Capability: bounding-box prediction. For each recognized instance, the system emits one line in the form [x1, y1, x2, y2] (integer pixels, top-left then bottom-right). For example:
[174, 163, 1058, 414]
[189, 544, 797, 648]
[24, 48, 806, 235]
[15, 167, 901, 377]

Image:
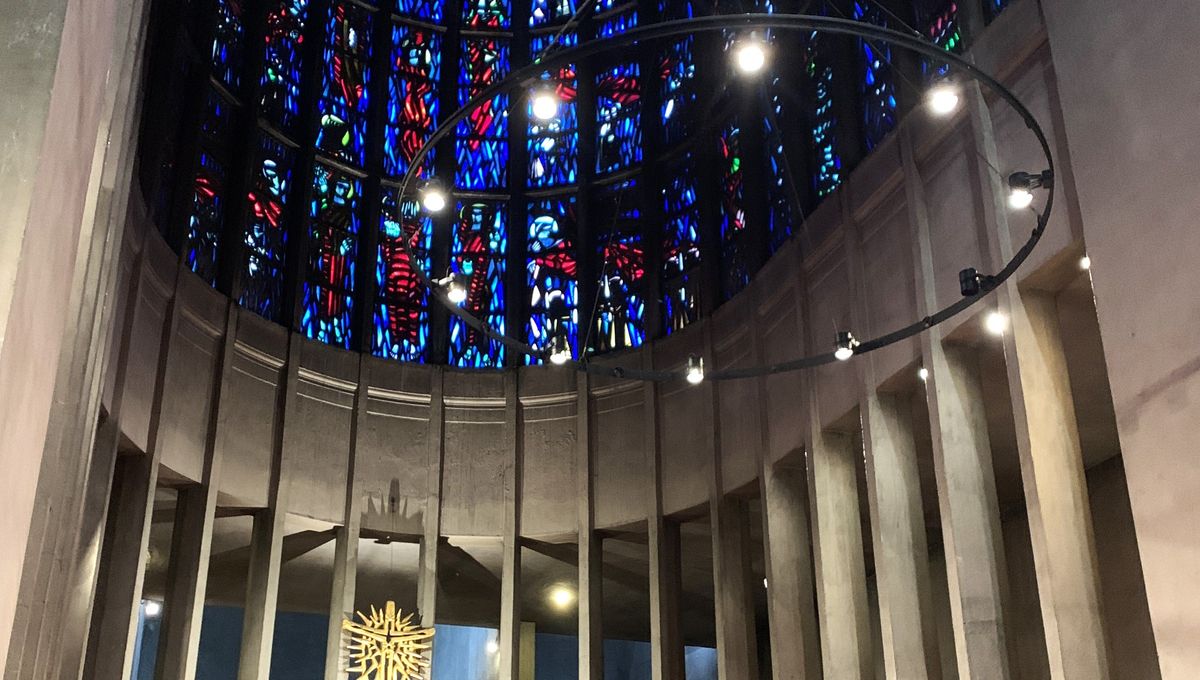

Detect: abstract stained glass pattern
[317, 0, 373, 167]
[528, 33, 578, 187]
[594, 180, 645, 352]
[764, 107, 794, 254]
[463, 0, 512, 27]
[386, 24, 440, 178]
[919, 0, 962, 79]
[806, 30, 843, 198]
[531, 0, 576, 26]
[596, 63, 642, 175]
[185, 88, 234, 285]
[449, 201, 507, 367]
[854, 1, 898, 151]
[719, 123, 749, 300]
[240, 134, 296, 320]
[658, 36, 695, 147]
[596, 6, 638, 38]
[526, 199, 579, 364]
[662, 155, 701, 333]
[397, 0, 444, 22]
[211, 0, 246, 89]
[301, 162, 362, 348]
[259, 0, 309, 130]
[456, 35, 511, 189]
[374, 188, 432, 362]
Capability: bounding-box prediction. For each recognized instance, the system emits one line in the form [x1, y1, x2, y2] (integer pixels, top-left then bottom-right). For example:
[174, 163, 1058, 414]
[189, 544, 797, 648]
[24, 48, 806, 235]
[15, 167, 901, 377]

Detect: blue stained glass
[449, 202, 507, 367]
[595, 63, 642, 174]
[657, 0, 694, 20]
[317, 1, 372, 167]
[530, 0, 575, 26]
[526, 199, 579, 364]
[302, 162, 362, 348]
[597, 8, 638, 37]
[528, 33, 578, 187]
[763, 111, 794, 253]
[240, 134, 295, 320]
[854, 1, 898, 150]
[662, 155, 701, 333]
[986, 0, 1010, 22]
[186, 152, 225, 286]
[594, 180, 645, 352]
[456, 36, 510, 189]
[719, 123, 749, 299]
[385, 24, 440, 177]
[807, 30, 843, 198]
[658, 37, 695, 146]
[395, 0, 444, 22]
[211, 0, 245, 89]
[463, 0, 511, 28]
[259, 0, 309, 130]
[374, 187, 432, 362]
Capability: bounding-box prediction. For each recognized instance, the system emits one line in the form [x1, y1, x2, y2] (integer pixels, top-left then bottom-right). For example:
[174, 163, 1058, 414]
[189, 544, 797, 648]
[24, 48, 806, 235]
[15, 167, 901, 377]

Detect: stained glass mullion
[507, 0, 533, 367]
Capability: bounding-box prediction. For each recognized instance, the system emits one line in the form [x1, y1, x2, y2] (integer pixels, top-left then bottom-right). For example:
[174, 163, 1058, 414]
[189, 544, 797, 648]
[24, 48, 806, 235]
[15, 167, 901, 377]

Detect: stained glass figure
[662, 155, 701, 333]
[449, 201, 507, 367]
[240, 134, 296, 320]
[526, 198, 579, 364]
[301, 162, 362, 348]
[719, 123, 749, 299]
[259, 0, 309, 130]
[854, 1, 898, 151]
[211, 0, 246, 89]
[374, 187, 432, 362]
[317, 0, 373, 167]
[528, 33, 578, 187]
[456, 35, 510, 189]
[595, 63, 641, 175]
[593, 180, 645, 352]
[386, 24, 440, 177]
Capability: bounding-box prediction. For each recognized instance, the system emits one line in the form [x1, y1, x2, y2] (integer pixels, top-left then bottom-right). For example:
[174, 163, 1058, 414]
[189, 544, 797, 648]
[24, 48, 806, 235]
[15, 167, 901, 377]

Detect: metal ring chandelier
[397, 13, 1056, 383]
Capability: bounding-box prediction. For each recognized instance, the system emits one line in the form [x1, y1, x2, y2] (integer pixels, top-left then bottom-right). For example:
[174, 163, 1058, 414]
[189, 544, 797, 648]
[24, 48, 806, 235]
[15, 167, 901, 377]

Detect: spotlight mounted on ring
[927, 80, 960, 116]
[959, 267, 998, 298]
[436, 270, 468, 304]
[530, 87, 560, 121]
[548, 329, 572, 365]
[686, 355, 705, 384]
[1007, 170, 1053, 210]
[733, 34, 768, 74]
[834, 331, 859, 361]
[419, 180, 448, 213]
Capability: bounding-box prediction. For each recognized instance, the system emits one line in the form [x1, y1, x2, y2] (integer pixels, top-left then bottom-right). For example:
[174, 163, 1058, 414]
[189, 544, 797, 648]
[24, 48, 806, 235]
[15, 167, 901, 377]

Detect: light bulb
[550, 586, 575, 609]
[440, 274, 467, 304]
[834, 346, 854, 361]
[985, 310, 1008, 336]
[531, 90, 559, 121]
[927, 84, 960, 116]
[1008, 187, 1034, 210]
[834, 330, 858, 361]
[1079, 255, 1091, 270]
[143, 600, 162, 617]
[549, 333, 571, 365]
[734, 41, 767, 74]
[917, 366, 930, 382]
[421, 184, 448, 213]
[686, 355, 704, 385]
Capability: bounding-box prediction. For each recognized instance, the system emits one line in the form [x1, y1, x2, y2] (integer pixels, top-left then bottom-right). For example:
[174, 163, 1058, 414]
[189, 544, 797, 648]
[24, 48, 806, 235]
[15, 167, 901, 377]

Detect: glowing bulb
[421, 184, 447, 213]
[1008, 187, 1034, 210]
[834, 346, 854, 361]
[985, 310, 1008, 336]
[550, 586, 575, 609]
[927, 84, 960, 116]
[1079, 255, 1091, 270]
[734, 41, 767, 74]
[486, 639, 500, 655]
[686, 355, 704, 385]
[917, 367, 930, 382]
[763, 578, 769, 589]
[439, 274, 467, 304]
[531, 90, 559, 121]
[834, 331, 858, 361]
[549, 332, 571, 365]
[143, 600, 162, 617]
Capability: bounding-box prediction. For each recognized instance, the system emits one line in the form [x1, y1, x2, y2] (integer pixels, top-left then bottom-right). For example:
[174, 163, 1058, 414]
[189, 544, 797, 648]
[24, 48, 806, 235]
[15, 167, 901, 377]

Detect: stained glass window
[211, 0, 246, 89]
[456, 35, 510, 189]
[397, 0, 445, 22]
[594, 180, 645, 352]
[526, 198, 579, 364]
[463, 0, 512, 28]
[449, 201, 507, 367]
[596, 8, 638, 38]
[260, 0, 309, 130]
[658, 36, 696, 146]
[530, 0, 576, 26]
[528, 33, 578, 187]
[374, 187, 432, 361]
[764, 107, 794, 254]
[595, 63, 642, 175]
[240, 134, 296, 320]
[185, 88, 234, 286]
[719, 123, 749, 299]
[317, 1, 373, 167]
[662, 154, 701, 333]
[806, 30, 843, 198]
[854, 1, 898, 151]
[919, 0, 962, 79]
[301, 162, 362, 348]
[386, 24, 441, 177]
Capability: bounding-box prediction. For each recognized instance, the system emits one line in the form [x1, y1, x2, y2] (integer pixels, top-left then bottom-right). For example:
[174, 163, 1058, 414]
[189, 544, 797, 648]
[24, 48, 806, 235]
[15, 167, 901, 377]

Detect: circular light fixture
[486, 639, 500, 655]
[549, 331, 571, 365]
[437, 272, 467, 304]
[834, 331, 859, 361]
[420, 182, 448, 213]
[1079, 254, 1091, 271]
[927, 83, 960, 116]
[1006, 170, 1052, 211]
[985, 310, 1009, 336]
[917, 366, 930, 382]
[549, 586, 575, 610]
[734, 38, 767, 74]
[531, 89, 560, 121]
[143, 600, 162, 618]
[686, 355, 705, 384]
[1008, 187, 1034, 210]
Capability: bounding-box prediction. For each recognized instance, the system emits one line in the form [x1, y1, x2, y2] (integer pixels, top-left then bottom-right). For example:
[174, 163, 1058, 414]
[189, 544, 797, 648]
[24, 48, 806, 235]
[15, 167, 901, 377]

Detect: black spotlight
[959, 268, 997, 297]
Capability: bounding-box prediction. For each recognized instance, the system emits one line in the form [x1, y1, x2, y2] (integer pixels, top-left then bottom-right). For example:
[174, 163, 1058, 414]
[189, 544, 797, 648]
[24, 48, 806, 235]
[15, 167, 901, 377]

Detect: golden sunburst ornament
[343, 601, 435, 680]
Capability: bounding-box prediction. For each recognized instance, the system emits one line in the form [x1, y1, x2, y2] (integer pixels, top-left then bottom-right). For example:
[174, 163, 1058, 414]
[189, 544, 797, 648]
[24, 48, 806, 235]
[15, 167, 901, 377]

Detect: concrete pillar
[418, 367, 446, 630]
[761, 462, 822, 680]
[644, 350, 685, 680]
[519, 621, 537, 680]
[499, 372, 523, 680]
[805, 423, 872, 680]
[861, 392, 942, 680]
[577, 373, 602, 680]
[237, 335, 302, 680]
[964, 82, 1110, 680]
[324, 356, 369, 680]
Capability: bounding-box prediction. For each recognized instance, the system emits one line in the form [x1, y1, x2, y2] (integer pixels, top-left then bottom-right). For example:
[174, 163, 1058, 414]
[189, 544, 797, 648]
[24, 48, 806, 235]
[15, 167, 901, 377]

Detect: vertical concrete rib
[644, 349, 684, 680]
[499, 371, 523, 680]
